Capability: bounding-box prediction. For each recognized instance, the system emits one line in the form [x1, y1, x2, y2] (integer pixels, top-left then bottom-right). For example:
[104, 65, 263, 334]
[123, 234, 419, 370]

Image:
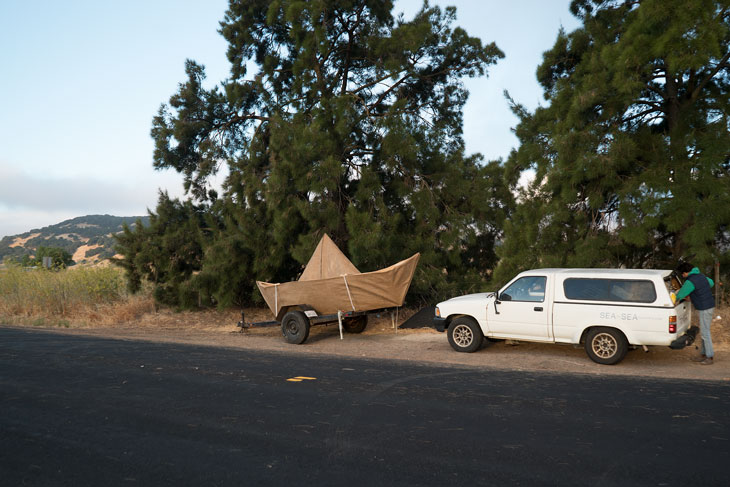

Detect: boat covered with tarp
[257, 234, 420, 320]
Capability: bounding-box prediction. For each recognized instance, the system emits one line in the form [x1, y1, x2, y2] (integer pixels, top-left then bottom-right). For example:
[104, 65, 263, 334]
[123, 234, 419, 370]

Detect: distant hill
[0, 215, 149, 265]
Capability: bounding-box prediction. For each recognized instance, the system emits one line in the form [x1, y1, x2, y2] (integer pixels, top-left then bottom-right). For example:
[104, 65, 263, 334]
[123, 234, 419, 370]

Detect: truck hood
[437, 292, 494, 307]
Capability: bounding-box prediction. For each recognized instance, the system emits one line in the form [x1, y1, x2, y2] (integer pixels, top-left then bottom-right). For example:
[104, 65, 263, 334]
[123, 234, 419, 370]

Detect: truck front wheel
[281, 310, 311, 344]
[447, 317, 484, 353]
[585, 327, 628, 365]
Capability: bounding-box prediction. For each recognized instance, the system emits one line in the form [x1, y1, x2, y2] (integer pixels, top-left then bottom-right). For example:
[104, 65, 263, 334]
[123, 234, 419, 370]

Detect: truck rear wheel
[585, 327, 628, 365]
[281, 310, 310, 344]
[342, 315, 368, 333]
[447, 317, 483, 353]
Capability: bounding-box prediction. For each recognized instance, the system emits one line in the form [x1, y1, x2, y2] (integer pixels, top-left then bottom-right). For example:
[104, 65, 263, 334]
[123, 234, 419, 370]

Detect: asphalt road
[1, 327, 729, 486]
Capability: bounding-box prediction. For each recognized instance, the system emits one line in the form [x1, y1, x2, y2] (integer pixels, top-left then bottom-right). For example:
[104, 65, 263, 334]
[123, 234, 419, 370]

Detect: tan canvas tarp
[257, 234, 420, 319]
[298, 234, 360, 281]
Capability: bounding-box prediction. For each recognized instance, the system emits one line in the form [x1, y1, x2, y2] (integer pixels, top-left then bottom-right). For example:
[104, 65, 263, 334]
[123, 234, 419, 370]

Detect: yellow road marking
[286, 376, 317, 382]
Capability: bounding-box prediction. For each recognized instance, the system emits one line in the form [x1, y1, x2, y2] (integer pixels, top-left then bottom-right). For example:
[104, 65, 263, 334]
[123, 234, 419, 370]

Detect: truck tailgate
[675, 301, 691, 334]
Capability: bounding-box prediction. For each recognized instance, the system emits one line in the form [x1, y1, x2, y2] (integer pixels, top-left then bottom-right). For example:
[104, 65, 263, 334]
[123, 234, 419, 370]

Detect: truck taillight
[435, 307, 441, 318]
[669, 316, 677, 333]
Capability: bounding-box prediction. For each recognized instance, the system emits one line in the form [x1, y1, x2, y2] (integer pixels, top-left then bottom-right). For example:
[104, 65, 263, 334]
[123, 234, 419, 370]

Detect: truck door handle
[534, 307, 543, 312]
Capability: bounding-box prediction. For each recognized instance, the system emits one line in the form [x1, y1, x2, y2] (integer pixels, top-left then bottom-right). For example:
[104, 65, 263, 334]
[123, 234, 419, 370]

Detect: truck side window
[563, 278, 656, 303]
[501, 276, 546, 302]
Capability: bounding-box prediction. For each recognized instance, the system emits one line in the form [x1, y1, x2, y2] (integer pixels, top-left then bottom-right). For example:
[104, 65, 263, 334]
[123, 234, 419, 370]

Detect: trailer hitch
[236, 311, 281, 332]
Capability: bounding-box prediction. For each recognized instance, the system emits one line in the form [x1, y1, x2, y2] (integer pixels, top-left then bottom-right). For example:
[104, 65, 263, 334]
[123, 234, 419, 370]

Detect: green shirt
[676, 267, 714, 301]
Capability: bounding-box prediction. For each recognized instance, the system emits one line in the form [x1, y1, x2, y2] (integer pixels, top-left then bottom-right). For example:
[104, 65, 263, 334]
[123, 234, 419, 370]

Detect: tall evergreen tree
[497, 0, 730, 282]
[114, 192, 208, 307]
[149, 0, 509, 304]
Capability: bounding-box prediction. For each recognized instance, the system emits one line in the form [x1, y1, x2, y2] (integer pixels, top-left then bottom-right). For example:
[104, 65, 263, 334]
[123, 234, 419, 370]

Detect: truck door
[487, 275, 551, 341]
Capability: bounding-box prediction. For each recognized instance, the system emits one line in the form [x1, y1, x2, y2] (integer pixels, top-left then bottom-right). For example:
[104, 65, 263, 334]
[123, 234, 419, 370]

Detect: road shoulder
[4, 323, 729, 382]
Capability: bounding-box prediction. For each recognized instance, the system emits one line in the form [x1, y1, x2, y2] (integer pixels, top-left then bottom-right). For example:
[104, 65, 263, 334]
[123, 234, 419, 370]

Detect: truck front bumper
[433, 316, 447, 332]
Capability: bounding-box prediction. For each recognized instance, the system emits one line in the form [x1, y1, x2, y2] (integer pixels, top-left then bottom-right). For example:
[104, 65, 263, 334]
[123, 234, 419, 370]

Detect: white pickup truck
[433, 268, 694, 365]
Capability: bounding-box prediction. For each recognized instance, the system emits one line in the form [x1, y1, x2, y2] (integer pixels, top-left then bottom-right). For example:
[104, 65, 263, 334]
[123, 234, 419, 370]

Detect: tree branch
[351, 68, 410, 95]
[621, 107, 661, 125]
[223, 113, 271, 132]
[367, 74, 412, 110]
[690, 50, 730, 102]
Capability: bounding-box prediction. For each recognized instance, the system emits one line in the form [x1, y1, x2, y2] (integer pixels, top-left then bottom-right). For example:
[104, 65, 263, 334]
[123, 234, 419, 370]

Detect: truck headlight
[435, 307, 441, 318]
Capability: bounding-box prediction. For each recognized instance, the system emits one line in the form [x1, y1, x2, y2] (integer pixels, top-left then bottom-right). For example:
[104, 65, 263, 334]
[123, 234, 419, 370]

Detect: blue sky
[0, 1, 579, 239]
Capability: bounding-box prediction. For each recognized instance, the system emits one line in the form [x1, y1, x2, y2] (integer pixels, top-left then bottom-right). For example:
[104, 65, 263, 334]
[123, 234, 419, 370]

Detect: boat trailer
[237, 306, 401, 345]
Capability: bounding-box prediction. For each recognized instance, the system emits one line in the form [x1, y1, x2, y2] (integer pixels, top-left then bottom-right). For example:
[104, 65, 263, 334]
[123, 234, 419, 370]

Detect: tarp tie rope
[337, 310, 344, 340]
[342, 275, 356, 311]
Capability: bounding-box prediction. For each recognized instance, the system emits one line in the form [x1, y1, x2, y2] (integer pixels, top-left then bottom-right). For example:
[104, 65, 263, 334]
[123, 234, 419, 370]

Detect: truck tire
[585, 327, 628, 365]
[342, 315, 368, 333]
[447, 316, 483, 353]
[281, 310, 310, 344]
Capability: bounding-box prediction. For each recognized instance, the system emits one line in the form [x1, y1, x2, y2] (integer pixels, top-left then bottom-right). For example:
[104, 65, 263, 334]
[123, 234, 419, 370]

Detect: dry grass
[113, 306, 427, 336]
[8, 233, 40, 248]
[710, 307, 730, 350]
[0, 265, 149, 328]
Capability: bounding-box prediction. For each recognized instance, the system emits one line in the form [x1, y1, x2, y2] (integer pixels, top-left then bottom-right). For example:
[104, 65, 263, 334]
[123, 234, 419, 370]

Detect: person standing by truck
[675, 263, 715, 365]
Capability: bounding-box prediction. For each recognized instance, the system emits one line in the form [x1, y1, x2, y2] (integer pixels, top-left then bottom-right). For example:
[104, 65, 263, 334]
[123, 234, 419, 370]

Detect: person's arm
[708, 276, 714, 288]
[676, 280, 695, 300]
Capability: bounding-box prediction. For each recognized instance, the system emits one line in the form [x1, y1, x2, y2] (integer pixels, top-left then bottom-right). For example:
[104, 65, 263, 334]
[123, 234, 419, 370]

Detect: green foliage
[113, 192, 208, 308]
[132, 0, 510, 306]
[14, 246, 75, 269]
[498, 0, 730, 279]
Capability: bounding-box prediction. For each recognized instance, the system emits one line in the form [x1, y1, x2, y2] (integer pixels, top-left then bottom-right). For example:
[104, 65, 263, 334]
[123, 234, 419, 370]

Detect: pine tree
[149, 0, 509, 303]
[497, 0, 730, 280]
[114, 192, 208, 307]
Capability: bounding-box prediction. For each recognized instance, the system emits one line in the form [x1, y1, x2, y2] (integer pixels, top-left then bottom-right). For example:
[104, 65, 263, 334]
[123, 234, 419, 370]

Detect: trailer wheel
[585, 327, 628, 365]
[281, 310, 310, 344]
[342, 315, 368, 333]
[447, 316, 483, 353]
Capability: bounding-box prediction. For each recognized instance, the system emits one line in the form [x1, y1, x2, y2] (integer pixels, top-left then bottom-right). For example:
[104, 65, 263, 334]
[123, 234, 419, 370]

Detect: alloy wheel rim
[592, 333, 617, 358]
[453, 324, 473, 347]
